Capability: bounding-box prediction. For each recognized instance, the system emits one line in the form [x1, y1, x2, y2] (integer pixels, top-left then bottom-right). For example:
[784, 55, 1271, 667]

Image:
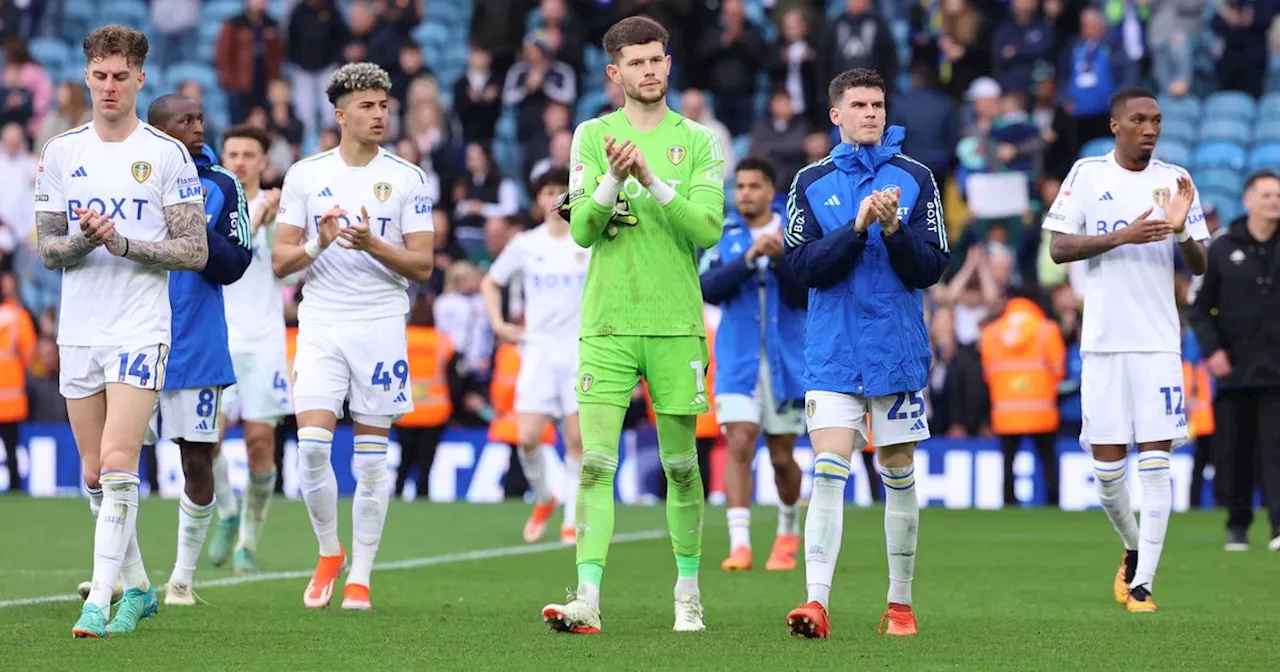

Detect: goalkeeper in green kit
[540, 16, 725, 635]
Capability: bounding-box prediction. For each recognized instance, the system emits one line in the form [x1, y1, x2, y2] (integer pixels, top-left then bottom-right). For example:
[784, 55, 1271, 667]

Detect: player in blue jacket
[698, 157, 807, 573]
[144, 94, 252, 613]
[780, 69, 949, 640]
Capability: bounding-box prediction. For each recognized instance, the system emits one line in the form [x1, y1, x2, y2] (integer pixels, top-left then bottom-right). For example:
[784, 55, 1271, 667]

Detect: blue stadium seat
[1201, 191, 1242, 223]
[575, 90, 605, 124]
[1194, 167, 1243, 196]
[59, 63, 85, 84]
[1157, 95, 1200, 122]
[61, 0, 96, 41]
[1203, 91, 1257, 122]
[203, 0, 243, 23]
[1253, 119, 1280, 145]
[1194, 141, 1247, 171]
[1079, 137, 1115, 158]
[1160, 118, 1197, 145]
[99, 1, 150, 30]
[28, 38, 72, 71]
[1259, 92, 1280, 119]
[165, 62, 218, 93]
[1246, 143, 1280, 172]
[412, 21, 449, 52]
[1199, 118, 1252, 145]
[1155, 140, 1192, 167]
[733, 135, 751, 163]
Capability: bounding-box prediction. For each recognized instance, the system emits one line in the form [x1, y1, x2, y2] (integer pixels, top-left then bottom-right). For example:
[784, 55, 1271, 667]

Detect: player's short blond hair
[326, 62, 392, 106]
[83, 25, 148, 69]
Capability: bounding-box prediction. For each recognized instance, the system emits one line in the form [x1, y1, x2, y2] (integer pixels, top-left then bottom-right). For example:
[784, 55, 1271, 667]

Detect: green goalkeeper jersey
[567, 108, 726, 338]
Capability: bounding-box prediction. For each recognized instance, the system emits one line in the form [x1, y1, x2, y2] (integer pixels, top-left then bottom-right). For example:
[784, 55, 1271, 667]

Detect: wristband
[593, 173, 623, 208]
[1174, 228, 1191, 243]
[646, 178, 677, 206]
[304, 238, 324, 259]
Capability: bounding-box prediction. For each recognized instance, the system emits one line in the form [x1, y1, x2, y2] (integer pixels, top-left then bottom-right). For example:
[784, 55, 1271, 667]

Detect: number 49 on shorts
[371, 360, 409, 390]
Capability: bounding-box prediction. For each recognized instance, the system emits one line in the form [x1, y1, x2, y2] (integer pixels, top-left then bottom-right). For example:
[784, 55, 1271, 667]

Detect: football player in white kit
[34, 26, 209, 638]
[480, 168, 588, 545]
[271, 63, 435, 611]
[207, 124, 295, 575]
[1044, 87, 1209, 613]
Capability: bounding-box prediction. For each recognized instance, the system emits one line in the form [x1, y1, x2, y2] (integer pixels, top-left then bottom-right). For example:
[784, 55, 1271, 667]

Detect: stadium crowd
[1, 0, 1279, 523]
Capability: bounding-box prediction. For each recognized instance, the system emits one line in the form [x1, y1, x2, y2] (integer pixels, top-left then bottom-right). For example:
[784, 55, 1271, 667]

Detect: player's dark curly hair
[326, 62, 392, 106]
[83, 25, 148, 69]
[827, 68, 885, 108]
[602, 16, 669, 63]
[1109, 87, 1158, 118]
[736, 157, 777, 186]
[534, 165, 569, 195]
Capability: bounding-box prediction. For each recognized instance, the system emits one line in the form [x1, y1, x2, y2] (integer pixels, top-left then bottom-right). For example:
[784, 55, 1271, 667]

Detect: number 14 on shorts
[371, 360, 409, 391]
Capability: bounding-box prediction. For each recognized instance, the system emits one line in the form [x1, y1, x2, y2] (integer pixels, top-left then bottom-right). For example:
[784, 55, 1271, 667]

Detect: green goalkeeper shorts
[576, 335, 710, 416]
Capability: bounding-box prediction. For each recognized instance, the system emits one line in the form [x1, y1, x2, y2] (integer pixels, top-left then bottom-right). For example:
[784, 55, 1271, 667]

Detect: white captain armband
[1174, 228, 1191, 243]
[593, 173, 622, 208]
[304, 238, 324, 259]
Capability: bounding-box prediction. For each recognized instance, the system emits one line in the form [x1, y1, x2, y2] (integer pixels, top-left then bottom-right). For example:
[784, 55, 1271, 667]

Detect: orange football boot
[303, 545, 346, 609]
[1114, 549, 1137, 604]
[878, 603, 918, 636]
[765, 534, 800, 571]
[524, 498, 557, 543]
[786, 601, 830, 639]
[1126, 585, 1157, 613]
[342, 583, 372, 611]
[720, 545, 753, 571]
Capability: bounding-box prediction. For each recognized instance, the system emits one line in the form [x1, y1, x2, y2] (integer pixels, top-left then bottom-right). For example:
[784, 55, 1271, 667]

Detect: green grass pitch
[0, 498, 1276, 670]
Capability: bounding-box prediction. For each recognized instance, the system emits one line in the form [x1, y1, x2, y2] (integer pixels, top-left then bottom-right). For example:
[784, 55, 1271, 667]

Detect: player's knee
[876, 443, 915, 470]
[769, 449, 798, 473]
[297, 432, 332, 470]
[579, 449, 618, 489]
[82, 466, 101, 491]
[245, 434, 275, 469]
[98, 446, 138, 474]
[180, 445, 215, 504]
[352, 451, 388, 484]
[661, 451, 700, 487]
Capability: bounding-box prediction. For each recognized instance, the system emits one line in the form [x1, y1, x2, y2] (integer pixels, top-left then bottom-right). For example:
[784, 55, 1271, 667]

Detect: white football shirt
[223, 190, 286, 353]
[1042, 151, 1209, 354]
[486, 224, 590, 345]
[34, 121, 203, 347]
[276, 148, 434, 323]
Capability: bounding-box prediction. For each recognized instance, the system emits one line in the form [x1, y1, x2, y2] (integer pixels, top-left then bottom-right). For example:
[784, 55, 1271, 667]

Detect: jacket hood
[194, 143, 218, 168]
[832, 125, 905, 175]
[993, 297, 1048, 353]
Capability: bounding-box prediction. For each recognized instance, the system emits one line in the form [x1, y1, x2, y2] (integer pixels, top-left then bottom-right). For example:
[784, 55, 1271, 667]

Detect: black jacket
[1189, 218, 1280, 391]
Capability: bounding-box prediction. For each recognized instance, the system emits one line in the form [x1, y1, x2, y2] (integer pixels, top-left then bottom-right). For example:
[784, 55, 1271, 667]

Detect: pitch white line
[0, 529, 666, 609]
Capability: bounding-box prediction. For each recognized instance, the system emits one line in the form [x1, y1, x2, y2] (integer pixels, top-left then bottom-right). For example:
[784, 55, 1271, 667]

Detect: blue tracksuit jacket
[782, 125, 950, 397]
[163, 144, 253, 390]
[698, 211, 807, 408]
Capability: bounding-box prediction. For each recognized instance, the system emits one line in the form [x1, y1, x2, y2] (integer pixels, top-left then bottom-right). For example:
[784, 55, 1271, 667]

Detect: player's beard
[624, 78, 667, 106]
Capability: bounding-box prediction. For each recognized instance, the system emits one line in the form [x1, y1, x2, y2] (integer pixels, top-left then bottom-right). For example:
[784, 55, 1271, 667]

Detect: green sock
[656, 414, 704, 567]
[573, 403, 626, 589]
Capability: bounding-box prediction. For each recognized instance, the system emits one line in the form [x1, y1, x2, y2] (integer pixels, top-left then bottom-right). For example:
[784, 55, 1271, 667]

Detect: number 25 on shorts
[371, 360, 409, 390]
[887, 391, 925, 420]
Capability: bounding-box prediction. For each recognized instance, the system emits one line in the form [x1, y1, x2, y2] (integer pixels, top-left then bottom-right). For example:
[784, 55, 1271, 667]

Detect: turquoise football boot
[105, 586, 159, 634]
[72, 602, 108, 639]
[207, 514, 239, 567]
[233, 547, 258, 575]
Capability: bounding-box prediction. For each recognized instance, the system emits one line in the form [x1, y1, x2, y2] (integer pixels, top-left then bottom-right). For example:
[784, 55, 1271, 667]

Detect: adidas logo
[393, 392, 407, 403]
[824, 194, 841, 206]
[319, 187, 333, 197]
[691, 393, 706, 407]
[1176, 416, 1186, 428]
[1099, 192, 1114, 201]
[909, 418, 926, 432]
[71, 166, 88, 178]
[196, 419, 209, 431]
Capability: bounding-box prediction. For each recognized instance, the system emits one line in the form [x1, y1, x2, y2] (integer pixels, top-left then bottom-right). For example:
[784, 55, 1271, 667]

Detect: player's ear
[664, 54, 672, 74]
[828, 106, 840, 129]
[1108, 117, 1119, 135]
[605, 63, 620, 84]
[136, 70, 146, 92]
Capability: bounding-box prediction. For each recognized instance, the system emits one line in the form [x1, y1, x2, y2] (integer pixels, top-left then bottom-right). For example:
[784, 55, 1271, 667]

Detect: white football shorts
[146, 387, 224, 444]
[59, 344, 169, 399]
[716, 358, 804, 435]
[291, 315, 414, 422]
[222, 349, 293, 426]
[1080, 351, 1189, 448]
[804, 388, 931, 447]
[514, 342, 578, 418]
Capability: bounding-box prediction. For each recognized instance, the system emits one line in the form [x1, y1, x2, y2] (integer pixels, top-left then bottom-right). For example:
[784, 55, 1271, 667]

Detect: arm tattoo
[1178, 238, 1208, 275]
[36, 211, 97, 269]
[1048, 231, 1122, 264]
[120, 202, 210, 271]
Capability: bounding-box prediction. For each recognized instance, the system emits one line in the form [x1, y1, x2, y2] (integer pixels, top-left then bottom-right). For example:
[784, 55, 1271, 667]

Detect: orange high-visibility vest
[644, 326, 720, 439]
[980, 298, 1066, 435]
[285, 326, 299, 379]
[0, 300, 35, 423]
[488, 343, 557, 445]
[397, 327, 454, 428]
[1183, 361, 1215, 437]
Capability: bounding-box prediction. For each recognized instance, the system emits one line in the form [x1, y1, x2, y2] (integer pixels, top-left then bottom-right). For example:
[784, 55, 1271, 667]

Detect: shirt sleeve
[400, 172, 435, 234]
[1042, 163, 1088, 235]
[486, 234, 525, 286]
[33, 141, 63, 213]
[567, 121, 613, 247]
[781, 165, 867, 288]
[200, 169, 254, 285]
[655, 123, 724, 249]
[163, 145, 204, 208]
[276, 165, 309, 229]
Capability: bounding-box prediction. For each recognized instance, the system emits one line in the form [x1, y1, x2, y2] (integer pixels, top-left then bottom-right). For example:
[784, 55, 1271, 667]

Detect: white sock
[576, 581, 601, 610]
[674, 575, 699, 599]
[89, 485, 147, 590]
[297, 427, 340, 556]
[517, 445, 552, 503]
[238, 468, 276, 552]
[1093, 458, 1140, 550]
[211, 451, 239, 519]
[1134, 451, 1172, 590]
[87, 472, 140, 610]
[727, 507, 751, 550]
[778, 503, 799, 536]
[562, 456, 580, 529]
[169, 492, 215, 585]
[805, 452, 850, 609]
[348, 435, 391, 588]
[87, 486, 103, 518]
[880, 462, 919, 606]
